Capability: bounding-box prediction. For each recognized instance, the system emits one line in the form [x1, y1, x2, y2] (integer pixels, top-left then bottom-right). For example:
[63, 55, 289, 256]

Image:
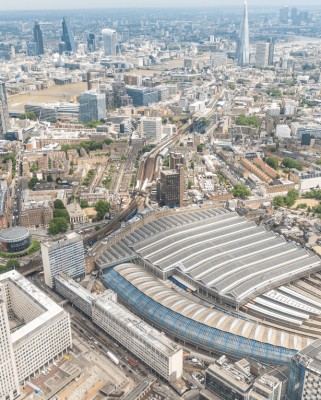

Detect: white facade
[41, 232, 85, 288]
[276, 124, 291, 138]
[0, 285, 19, 400]
[102, 28, 117, 57]
[92, 297, 183, 382]
[0, 270, 71, 399]
[162, 124, 175, 136]
[140, 117, 162, 141]
[210, 53, 227, 68]
[255, 42, 270, 68]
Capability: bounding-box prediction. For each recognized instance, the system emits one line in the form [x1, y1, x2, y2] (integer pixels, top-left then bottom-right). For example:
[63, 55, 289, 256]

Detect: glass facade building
[102, 29, 117, 56]
[0, 81, 10, 137]
[236, 0, 250, 67]
[126, 86, 159, 107]
[78, 92, 106, 124]
[33, 21, 44, 55]
[103, 269, 297, 367]
[62, 17, 77, 52]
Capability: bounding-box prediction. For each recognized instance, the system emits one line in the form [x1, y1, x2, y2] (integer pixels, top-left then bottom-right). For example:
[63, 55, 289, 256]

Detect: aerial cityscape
[2, 2, 321, 400]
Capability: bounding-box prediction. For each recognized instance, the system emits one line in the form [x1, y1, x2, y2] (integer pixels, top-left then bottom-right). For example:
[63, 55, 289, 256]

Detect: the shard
[236, 0, 250, 67]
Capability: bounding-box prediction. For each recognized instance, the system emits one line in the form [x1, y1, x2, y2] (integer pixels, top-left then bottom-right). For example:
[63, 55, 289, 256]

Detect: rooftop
[0, 226, 29, 241]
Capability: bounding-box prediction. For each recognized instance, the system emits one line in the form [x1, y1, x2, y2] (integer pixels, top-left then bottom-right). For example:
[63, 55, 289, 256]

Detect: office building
[140, 116, 162, 141]
[61, 17, 76, 52]
[41, 232, 85, 288]
[280, 6, 289, 23]
[157, 164, 184, 207]
[78, 91, 106, 124]
[126, 86, 158, 107]
[27, 41, 37, 56]
[286, 339, 321, 400]
[301, 133, 312, 146]
[59, 41, 67, 55]
[54, 271, 182, 383]
[236, 0, 250, 67]
[268, 38, 274, 66]
[255, 42, 270, 68]
[87, 33, 97, 52]
[0, 270, 71, 399]
[210, 52, 227, 68]
[92, 292, 183, 382]
[33, 21, 44, 55]
[102, 28, 117, 56]
[124, 74, 143, 86]
[291, 7, 298, 23]
[0, 82, 10, 138]
[169, 152, 184, 169]
[20, 201, 53, 229]
[0, 283, 20, 400]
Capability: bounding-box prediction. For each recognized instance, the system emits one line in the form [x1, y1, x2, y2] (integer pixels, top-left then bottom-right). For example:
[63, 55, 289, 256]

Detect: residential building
[0, 82, 10, 138]
[33, 21, 44, 55]
[102, 28, 117, 56]
[140, 116, 162, 141]
[41, 232, 85, 288]
[157, 164, 184, 207]
[286, 338, 321, 400]
[78, 91, 106, 124]
[255, 42, 270, 68]
[236, 0, 250, 67]
[0, 270, 71, 397]
[19, 200, 53, 229]
[61, 17, 76, 52]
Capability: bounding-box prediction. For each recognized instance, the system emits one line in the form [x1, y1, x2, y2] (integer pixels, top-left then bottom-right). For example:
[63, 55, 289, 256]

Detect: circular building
[0, 227, 31, 253]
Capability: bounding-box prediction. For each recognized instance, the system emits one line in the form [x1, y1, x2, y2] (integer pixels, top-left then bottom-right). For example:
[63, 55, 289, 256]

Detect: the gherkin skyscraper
[236, 0, 250, 67]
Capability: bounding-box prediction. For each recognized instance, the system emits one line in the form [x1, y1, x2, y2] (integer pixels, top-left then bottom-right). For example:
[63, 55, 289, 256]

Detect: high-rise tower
[61, 17, 76, 52]
[236, 0, 250, 67]
[102, 29, 117, 56]
[33, 21, 44, 55]
[0, 82, 10, 139]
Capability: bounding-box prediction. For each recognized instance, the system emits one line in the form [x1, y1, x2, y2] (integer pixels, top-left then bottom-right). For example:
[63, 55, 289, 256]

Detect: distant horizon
[1, 2, 321, 12]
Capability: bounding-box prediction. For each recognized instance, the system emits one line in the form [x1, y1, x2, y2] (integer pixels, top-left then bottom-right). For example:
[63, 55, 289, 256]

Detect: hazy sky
[1, 0, 321, 11]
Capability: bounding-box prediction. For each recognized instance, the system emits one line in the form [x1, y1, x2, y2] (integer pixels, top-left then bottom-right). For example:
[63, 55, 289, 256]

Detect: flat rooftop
[0, 270, 65, 345]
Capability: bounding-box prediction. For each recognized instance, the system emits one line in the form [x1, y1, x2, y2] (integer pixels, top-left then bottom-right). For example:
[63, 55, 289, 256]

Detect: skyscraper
[279, 6, 289, 23]
[78, 91, 106, 124]
[268, 37, 275, 66]
[87, 33, 96, 52]
[102, 28, 117, 56]
[0, 82, 10, 139]
[235, 0, 250, 67]
[255, 42, 270, 68]
[33, 21, 44, 55]
[61, 17, 76, 52]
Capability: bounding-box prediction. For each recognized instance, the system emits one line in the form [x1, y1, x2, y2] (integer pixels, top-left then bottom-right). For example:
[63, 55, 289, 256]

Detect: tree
[231, 185, 251, 198]
[47, 175, 53, 182]
[282, 157, 303, 171]
[190, 160, 194, 169]
[188, 181, 193, 189]
[28, 177, 39, 189]
[48, 217, 68, 235]
[94, 200, 110, 219]
[95, 225, 101, 231]
[316, 159, 321, 165]
[80, 200, 89, 208]
[19, 111, 37, 121]
[70, 223, 74, 230]
[53, 209, 69, 222]
[6, 260, 20, 269]
[284, 195, 295, 207]
[179, 142, 184, 146]
[287, 189, 299, 200]
[273, 196, 284, 206]
[61, 144, 71, 152]
[266, 157, 279, 170]
[121, 155, 127, 161]
[103, 138, 114, 145]
[142, 146, 152, 153]
[229, 84, 236, 90]
[255, 83, 262, 88]
[54, 199, 65, 209]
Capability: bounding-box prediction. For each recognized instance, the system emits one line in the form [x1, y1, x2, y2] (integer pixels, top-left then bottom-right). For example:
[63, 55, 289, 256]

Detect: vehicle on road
[107, 351, 119, 365]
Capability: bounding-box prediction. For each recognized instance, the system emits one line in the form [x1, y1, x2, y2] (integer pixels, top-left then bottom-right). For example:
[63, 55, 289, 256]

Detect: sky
[1, 0, 321, 11]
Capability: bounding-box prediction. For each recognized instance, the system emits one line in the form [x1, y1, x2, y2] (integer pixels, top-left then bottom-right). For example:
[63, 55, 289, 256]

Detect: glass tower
[33, 21, 44, 55]
[62, 17, 77, 52]
[236, 0, 250, 67]
[102, 28, 117, 56]
[0, 82, 10, 138]
[78, 92, 106, 124]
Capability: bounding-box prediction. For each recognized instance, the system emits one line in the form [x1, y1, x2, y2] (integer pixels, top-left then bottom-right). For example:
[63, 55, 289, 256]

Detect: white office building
[0, 271, 72, 399]
[102, 28, 117, 57]
[41, 232, 85, 288]
[255, 42, 270, 68]
[92, 295, 183, 382]
[140, 116, 162, 141]
[210, 52, 227, 68]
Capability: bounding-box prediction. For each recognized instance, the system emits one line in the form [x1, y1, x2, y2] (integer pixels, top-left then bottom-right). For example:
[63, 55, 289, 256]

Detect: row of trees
[48, 200, 70, 235]
[235, 115, 259, 128]
[273, 189, 299, 208]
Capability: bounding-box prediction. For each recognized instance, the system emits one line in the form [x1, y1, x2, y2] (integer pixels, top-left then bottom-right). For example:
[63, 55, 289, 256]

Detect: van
[53, 362, 58, 367]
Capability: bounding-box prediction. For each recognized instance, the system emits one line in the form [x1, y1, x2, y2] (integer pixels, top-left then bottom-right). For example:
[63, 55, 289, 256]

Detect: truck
[128, 358, 138, 367]
[107, 351, 119, 365]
